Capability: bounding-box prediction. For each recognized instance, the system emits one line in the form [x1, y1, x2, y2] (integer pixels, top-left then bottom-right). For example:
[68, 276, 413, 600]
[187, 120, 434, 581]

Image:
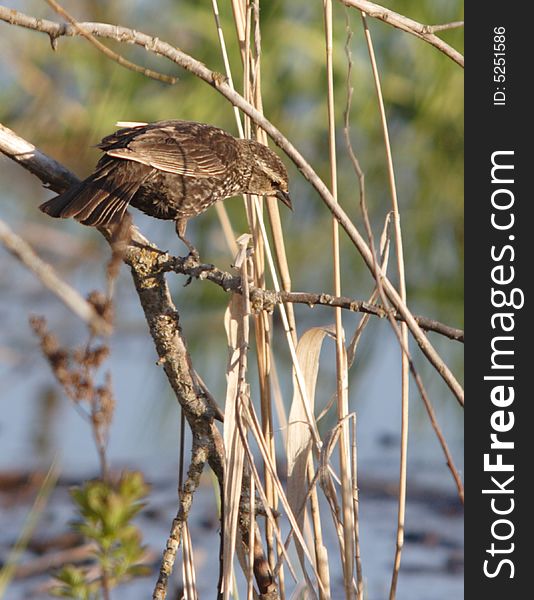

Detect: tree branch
[160, 256, 464, 342]
[0, 218, 111, 336]
[153, 438, 209, 600]
[339, 0, 464, 68]
[0, 122, 78, 191]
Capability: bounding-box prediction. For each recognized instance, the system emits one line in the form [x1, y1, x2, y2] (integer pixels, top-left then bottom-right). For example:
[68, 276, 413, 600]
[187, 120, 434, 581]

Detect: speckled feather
[40, 120, 291, 231]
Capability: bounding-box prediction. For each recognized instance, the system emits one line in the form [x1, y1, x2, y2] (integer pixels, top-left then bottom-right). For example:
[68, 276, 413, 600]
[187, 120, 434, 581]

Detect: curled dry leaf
[286, 325, 334, 579]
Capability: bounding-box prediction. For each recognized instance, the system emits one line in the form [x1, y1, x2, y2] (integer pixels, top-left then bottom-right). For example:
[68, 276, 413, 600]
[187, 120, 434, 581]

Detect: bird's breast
[129, 171, 243, 220]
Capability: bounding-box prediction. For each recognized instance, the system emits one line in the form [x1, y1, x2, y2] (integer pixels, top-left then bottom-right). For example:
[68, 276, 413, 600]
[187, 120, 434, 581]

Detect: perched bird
[40, 120, 292, 253]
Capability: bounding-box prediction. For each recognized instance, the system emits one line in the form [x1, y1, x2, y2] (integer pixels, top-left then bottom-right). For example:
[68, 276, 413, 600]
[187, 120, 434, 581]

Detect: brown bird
[40, 120, 292, 254]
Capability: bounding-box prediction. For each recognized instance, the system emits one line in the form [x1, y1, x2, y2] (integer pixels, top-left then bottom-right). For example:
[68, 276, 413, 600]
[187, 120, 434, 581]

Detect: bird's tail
[39, 161, 149, 227]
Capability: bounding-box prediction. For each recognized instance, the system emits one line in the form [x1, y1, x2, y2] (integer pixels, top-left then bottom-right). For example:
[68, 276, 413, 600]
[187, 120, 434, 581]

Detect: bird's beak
[275, 189, 293, 211]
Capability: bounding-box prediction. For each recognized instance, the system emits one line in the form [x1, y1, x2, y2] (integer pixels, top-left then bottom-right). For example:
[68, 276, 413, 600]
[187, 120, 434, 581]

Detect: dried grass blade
[222, 291, 249, 599]
[182, 523, 199, 600]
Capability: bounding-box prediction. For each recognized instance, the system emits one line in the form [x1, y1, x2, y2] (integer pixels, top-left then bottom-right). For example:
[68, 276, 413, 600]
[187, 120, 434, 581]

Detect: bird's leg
[175, 218, 199, 261]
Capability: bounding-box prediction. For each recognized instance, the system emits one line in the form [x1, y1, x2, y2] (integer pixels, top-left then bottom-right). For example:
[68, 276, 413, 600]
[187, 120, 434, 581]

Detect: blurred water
[0, 248, 463, 486]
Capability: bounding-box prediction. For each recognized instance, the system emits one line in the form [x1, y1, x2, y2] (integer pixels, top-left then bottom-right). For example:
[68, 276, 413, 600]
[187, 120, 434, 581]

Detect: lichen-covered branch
[153, 440, 209, 600]
[160, 256, 464, 342]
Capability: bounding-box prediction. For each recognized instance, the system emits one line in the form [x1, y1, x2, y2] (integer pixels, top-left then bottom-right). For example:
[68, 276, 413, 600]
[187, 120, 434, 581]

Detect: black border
[465, 5, 531, 597]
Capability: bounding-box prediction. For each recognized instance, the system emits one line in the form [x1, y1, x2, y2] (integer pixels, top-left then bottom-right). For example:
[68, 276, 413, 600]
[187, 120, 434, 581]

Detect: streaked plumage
[40, 120, 291, 252]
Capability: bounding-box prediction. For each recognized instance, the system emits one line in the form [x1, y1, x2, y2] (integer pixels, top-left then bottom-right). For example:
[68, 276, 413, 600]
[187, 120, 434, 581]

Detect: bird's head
[241, 140, 292, 209]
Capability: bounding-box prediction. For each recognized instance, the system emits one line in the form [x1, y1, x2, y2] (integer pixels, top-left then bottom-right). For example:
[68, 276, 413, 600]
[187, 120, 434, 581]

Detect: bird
[40, 120, 292, 254]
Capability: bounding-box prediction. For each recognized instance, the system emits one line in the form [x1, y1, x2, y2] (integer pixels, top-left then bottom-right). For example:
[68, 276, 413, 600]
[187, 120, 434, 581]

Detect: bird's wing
[104, 127, 228, 179]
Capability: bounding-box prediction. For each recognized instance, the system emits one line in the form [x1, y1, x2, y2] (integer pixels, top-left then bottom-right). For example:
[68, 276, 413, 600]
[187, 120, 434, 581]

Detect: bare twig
[0, 218, 111, 336]
[222, 249, 253, 600]
[153, 440, 209, 600]
[29, 316, 114, 480]
[356, 135, 464, 509]
[0, 122, 78, 191]
[163, 256, 464, 342]
[424, 21, 464, 34]
[339, 0, 464, 67]
[44, 0, 176, 84]
[238, 399, 321, 596]
[359, 208, 465, 504]
[214, 9, 296, 589]
[342, 21, 368, 600]
[350, 415, 363, 600]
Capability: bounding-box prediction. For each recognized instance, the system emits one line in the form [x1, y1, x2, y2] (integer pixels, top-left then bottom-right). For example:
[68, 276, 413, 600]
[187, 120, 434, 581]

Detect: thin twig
[210, 6, 280, 594]
[356, 129, 464, 510]
[0, 122, 79, 191]
[44, 0, 176, 84]
[238, 399, 321, 595]
[165, 256, 464, 341]
[424, 21, 464, 34]
[0, 218, 111, 336]
[246, 6, 294, 582]
[343, 17, 394, 372]
[153, 441, 209, 600]
[350, 415, 363, 600]
[359, 203, 465, 503]
[339, 0, 464, 67]
[342, 22, 366, 600]
[211, 0, 244, 136]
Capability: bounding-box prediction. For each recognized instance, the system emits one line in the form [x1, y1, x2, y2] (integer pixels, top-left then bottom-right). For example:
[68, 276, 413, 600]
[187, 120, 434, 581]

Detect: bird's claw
[188, 248, 200, 262]
[182, 249, 200, 265]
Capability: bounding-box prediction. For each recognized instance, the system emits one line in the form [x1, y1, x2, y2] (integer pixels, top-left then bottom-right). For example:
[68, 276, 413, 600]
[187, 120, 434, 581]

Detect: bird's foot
[182, 248, 200, 266]
[175, 220, 199, 261]
[187, 247, 200, 262]
[177, 238, 200, 263]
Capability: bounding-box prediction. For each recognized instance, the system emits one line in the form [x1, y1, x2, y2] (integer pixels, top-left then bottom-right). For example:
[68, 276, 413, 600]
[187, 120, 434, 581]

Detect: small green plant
[51, 471, 150, 599]
[51, 565, 100, 600]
